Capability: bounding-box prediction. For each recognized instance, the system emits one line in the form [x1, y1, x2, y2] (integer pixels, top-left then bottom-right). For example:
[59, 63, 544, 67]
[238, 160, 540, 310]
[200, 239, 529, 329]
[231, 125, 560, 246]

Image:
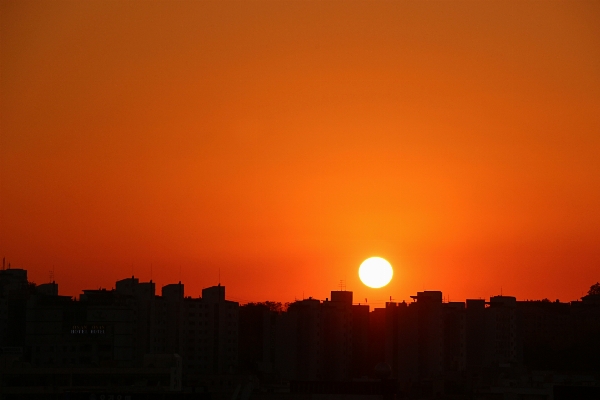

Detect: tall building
[161, 282, 185, 356]
[442, 302, 466, 377]
[321, 291, 354, 381]
[203, 284, 239, 374]
[320, 291, 371, 381]
[384, 300, 418, 383]
[0, 268, 28, 297]
[368, 306, 387, 374]
[486, 296, 520, 367]
[0, 269, 29, 347]
[277, 297, 322, 381]
[238, 302, 281, 377]
[115, 277, 157, 364]
[517, 299, 572, 370]
[412, 291, 444, 380]
[351, 300, 370, 378]
[465, 299, 486, 372]
[67, 289, 135, 367]
[182, 284, 239, 376]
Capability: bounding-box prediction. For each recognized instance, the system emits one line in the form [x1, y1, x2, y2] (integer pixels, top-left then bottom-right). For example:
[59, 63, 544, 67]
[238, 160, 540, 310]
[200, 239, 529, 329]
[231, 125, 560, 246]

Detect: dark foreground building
[2, 267, 600, 399]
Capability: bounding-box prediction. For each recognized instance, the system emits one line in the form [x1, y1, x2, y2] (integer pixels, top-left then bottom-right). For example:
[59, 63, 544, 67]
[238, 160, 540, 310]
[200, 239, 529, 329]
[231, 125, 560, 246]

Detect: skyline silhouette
[1, 258, 597, 306]
[1, 266, 599, 399]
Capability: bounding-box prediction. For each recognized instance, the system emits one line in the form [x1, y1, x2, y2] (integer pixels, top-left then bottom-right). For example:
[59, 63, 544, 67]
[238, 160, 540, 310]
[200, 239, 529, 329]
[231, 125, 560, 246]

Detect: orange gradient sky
[1, 1, 599, 306]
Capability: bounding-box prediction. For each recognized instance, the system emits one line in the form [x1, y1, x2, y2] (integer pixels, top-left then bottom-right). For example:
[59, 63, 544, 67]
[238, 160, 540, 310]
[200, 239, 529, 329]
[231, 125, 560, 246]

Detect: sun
[359, 257, 393, 288]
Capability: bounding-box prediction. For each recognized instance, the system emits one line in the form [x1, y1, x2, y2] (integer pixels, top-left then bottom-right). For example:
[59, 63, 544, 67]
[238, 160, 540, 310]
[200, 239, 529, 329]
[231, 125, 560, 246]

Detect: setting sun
[359, 257, 393, 289]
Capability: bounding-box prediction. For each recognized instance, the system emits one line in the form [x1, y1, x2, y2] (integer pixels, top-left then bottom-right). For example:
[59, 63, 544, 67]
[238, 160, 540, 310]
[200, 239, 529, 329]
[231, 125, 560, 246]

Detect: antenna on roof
[218, 267, 221, 286]
[150, 263, 153, 282]
[339, 280, 346, 291]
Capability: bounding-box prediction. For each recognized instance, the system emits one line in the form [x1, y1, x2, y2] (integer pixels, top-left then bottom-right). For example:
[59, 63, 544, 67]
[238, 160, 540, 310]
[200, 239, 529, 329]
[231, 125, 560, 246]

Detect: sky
[1, 1, 599, 306]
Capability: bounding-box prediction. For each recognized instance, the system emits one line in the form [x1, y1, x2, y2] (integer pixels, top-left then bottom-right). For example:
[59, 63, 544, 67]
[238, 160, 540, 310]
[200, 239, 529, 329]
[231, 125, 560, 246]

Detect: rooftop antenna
[218, 267, 221, 286]
[150, 263, 153, 282]
[49, 268, 54, 283]
[339, 280, 346, 291]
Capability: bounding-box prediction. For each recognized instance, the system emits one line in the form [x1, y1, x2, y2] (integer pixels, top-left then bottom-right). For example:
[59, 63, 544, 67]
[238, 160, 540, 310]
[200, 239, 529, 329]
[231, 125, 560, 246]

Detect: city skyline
[2, 263, 597, 307]
[2, 2, 600, 306]
[1, 264, 599, 399]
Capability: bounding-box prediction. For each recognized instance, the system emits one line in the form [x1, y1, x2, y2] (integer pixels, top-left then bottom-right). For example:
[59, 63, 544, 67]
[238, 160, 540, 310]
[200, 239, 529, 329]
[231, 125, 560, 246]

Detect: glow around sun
[359, 257, 393, 288]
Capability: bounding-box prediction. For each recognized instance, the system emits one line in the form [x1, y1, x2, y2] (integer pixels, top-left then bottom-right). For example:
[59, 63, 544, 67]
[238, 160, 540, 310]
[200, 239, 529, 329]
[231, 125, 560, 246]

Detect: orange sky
[1, 1, 599, 306]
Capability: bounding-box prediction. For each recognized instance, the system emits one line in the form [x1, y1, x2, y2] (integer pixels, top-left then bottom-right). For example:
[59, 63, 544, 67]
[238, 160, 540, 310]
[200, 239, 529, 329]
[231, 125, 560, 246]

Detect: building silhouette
[1, 266, 600, 399]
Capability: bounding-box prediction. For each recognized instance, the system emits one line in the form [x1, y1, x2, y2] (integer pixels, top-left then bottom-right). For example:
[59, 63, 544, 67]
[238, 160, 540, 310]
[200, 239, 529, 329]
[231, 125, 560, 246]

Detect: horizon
[4, 262, 595, 307]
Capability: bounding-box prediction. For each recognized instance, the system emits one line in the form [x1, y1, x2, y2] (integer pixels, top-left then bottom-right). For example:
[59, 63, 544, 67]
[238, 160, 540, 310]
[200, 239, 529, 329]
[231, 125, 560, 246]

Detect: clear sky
[1, 1, 599, 306]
